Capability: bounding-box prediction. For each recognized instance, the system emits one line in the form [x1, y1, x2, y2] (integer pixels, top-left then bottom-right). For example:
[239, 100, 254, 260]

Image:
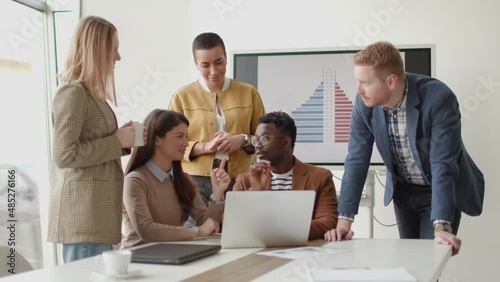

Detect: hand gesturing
[249, 161, 271, 190]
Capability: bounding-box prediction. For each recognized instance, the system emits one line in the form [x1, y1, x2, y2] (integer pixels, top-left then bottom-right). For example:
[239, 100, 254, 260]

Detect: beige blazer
[47, 82, 127, 244]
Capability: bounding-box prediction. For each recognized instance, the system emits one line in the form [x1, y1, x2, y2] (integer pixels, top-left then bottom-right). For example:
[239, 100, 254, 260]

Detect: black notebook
[131, 243, 221, 265]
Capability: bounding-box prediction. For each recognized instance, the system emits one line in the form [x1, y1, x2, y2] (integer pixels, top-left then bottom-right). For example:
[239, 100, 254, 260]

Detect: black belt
[212, 158, 228, 170]
[396, 181, 431, 189]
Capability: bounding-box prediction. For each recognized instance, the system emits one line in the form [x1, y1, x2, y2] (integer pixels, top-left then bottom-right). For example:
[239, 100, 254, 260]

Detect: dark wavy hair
[125, 109, 196, 207]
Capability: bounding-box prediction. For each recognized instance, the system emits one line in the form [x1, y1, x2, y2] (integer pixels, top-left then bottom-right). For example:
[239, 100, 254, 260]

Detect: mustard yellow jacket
[168, 79, 265, 178]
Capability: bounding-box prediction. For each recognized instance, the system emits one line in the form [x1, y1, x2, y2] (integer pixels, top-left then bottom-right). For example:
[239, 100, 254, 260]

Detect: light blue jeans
[63, 243, 112, 263]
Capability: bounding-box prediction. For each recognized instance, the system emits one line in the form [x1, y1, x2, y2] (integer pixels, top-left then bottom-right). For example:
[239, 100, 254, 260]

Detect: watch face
[241, 134, 249, 146]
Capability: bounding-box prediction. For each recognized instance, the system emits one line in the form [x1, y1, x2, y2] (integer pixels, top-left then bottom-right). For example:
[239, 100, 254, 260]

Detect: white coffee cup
[96, 250, 132, 276]
[132, 122, 144, 146]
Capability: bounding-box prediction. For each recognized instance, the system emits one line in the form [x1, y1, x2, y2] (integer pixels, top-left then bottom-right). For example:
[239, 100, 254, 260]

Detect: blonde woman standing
[48, 16, 140, 263]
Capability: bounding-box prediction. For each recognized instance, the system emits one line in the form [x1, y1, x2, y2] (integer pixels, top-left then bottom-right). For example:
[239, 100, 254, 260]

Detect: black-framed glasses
[251, 135, 288, 147]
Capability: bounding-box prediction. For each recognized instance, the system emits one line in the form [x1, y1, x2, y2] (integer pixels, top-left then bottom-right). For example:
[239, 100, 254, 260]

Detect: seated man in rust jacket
[233, 111, 338, 239]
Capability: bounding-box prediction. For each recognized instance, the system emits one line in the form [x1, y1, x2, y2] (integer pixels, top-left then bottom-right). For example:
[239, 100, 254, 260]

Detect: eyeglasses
[251, 135, 288, 147]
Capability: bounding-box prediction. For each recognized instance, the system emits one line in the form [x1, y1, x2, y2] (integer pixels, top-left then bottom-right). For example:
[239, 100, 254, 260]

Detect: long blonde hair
[59, 16, 118, 104]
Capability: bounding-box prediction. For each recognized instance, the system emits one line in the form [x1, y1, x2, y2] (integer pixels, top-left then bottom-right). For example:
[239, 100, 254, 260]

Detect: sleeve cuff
[209, 194, 225, 204]
[339, 213, 355, 222]
[433, 219, 451, 226]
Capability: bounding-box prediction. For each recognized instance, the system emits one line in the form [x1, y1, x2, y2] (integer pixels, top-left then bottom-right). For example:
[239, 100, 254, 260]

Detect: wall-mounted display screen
[233, 46, 433, 165]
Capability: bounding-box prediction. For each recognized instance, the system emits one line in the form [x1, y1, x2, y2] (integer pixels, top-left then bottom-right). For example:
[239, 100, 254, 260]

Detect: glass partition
[0, 0, 47, 269]
[0, 0, 80, 269]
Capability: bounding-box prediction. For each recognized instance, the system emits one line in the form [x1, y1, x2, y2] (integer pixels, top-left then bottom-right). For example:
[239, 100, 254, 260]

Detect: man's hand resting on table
[324, 219, 354, 241]
[434, 231, 461, 256]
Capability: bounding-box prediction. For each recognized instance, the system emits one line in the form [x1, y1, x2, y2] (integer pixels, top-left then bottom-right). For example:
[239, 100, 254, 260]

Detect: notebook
[221, 190, 315, 248]
[130, 243, 221, 265]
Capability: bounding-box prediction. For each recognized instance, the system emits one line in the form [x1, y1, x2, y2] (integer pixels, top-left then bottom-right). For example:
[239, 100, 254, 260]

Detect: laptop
[221, 190, 315, 248]
[130, 243, 221, 265]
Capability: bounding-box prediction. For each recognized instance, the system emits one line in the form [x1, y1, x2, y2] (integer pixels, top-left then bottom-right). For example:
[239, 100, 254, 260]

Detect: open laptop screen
[221, 190, 315, 248]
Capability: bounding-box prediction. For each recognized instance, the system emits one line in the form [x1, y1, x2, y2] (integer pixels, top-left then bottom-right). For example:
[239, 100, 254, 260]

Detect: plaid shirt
[340, 81, 454, 227]
[384, 85, 429, 186]
[339, 83, 430, 223]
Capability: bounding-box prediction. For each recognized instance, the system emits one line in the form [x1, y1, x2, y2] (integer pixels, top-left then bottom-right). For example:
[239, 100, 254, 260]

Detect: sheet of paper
[256, 246, 346, 259]
[308, 267, 418, 282]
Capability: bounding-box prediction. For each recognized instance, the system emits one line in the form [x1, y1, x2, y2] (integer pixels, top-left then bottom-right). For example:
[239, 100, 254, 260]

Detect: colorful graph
[292, 68, 354, 145]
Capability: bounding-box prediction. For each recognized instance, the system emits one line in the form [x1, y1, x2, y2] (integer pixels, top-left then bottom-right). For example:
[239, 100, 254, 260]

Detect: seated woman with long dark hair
[121, 109, 229, 249]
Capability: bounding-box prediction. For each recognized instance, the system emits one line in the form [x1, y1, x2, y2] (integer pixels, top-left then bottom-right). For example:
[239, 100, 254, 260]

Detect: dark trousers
[392, 182, 461, 239]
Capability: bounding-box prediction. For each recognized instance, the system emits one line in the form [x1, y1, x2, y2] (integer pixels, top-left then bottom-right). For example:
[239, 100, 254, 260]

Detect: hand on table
[324, 219, 354, 241]
[197, 218, 220, 237]
[434, 231, 461, 256]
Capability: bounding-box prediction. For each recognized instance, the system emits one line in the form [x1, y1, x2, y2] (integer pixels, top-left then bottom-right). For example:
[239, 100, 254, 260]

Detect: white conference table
[1, 239, 451, 282]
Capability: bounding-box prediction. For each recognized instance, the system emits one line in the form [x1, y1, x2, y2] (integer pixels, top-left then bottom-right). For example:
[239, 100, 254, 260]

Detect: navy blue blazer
[338, 73, 484, 222]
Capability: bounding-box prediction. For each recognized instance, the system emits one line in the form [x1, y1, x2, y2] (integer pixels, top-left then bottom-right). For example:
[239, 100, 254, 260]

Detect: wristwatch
[209, 194, 225, 204]
[434, 223, 453, 234]
[240, 134, 251, 147]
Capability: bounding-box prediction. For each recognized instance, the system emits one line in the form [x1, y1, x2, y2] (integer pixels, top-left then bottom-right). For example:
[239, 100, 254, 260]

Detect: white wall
[83, 1, 499, 281]
[82, 0, 193, 125]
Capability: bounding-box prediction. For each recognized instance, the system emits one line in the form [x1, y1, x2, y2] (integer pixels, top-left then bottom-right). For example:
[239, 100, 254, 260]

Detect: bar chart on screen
[257, 54, 382, 164]
[287, 67, 370, 164]
[233, 46, 433, 165]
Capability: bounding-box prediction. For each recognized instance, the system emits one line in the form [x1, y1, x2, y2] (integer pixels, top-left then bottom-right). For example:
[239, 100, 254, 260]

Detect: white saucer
[92, 269, 143, 280]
